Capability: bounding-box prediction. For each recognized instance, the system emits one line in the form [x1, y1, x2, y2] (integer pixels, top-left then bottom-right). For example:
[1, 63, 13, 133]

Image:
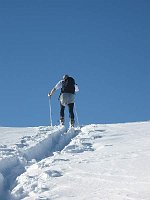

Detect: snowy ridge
[0, 126, 80, 200]
[0, 121, 150, 200]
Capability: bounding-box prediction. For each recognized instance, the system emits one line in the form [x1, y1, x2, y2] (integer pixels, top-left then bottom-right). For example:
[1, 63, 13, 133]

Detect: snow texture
[0, 121, 150, 200]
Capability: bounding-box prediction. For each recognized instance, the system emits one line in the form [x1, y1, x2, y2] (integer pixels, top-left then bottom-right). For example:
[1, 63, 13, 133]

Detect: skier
[48, 75, 79, 127]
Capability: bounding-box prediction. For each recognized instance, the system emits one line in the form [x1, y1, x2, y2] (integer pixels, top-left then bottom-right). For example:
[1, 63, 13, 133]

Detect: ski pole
[74, 102, 79, 127]
[48, 97, 53, 126]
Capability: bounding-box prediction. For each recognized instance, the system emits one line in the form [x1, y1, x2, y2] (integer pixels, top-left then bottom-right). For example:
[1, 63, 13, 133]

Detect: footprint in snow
[15, 143, 28, 148]
[81, 142, 94, 151]
[64, 143, 94, 153]
[93, 135, 103, 139]
[64, 145, 84, 153]
[21, 135, 32, 140]
[38, 197, 50, 200]
[105, 144, 113, 147]
[80, 138, 91, 142]
[89, 129, 106, 133]
[52, 158, 70, 163]
[94, 129, 106, 132]
[44, 170, 63, 177]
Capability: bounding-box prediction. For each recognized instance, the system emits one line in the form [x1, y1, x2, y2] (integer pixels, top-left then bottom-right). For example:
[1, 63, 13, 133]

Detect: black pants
[60, 103, 74, 120]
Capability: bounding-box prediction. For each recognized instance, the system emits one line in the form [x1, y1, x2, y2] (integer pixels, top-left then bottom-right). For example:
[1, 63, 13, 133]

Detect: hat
[63, 74, 69, 79]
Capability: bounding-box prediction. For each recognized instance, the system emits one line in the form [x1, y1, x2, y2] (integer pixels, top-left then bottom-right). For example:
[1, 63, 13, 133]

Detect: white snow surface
[0, 121, 150, 200]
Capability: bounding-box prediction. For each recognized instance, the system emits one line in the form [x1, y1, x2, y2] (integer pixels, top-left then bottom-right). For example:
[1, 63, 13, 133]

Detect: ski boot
[60, 117, 64, 126]
[70, 118, 75, 128]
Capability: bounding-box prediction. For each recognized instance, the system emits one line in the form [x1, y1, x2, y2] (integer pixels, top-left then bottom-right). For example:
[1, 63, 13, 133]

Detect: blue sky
[0, 0, 150, 127]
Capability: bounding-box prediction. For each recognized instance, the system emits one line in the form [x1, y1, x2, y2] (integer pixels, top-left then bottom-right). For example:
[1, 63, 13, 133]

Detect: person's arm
[48, 87, 56, 97]
[48, 80, 62, 97]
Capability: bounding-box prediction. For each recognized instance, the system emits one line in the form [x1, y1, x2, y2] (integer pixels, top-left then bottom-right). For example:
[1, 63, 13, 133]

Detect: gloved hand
[48, 92, 52, 97]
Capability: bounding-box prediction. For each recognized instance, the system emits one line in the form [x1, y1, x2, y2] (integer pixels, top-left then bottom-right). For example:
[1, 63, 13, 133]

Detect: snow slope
[0, 127, 38, 147]
[0, 121, 150, 200]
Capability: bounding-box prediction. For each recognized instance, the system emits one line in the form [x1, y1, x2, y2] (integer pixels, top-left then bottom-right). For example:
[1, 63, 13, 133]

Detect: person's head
[63, 74, 69, 80]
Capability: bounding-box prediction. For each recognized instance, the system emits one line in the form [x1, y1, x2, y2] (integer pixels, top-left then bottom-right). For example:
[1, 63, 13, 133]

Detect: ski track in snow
[0, 126, 80, 200]
[0, 122, 150, 200]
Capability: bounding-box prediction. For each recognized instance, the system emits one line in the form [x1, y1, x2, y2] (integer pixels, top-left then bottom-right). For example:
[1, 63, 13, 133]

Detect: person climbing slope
[48, 75, 79, 127]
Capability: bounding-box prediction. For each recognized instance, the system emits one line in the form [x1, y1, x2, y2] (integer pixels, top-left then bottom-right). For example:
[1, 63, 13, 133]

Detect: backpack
[61, 77, 75, 94]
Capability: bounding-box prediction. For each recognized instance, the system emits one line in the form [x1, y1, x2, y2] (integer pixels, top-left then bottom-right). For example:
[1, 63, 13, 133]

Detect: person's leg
[68, 103, 74, 126]
[60, 103, 65, 125]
